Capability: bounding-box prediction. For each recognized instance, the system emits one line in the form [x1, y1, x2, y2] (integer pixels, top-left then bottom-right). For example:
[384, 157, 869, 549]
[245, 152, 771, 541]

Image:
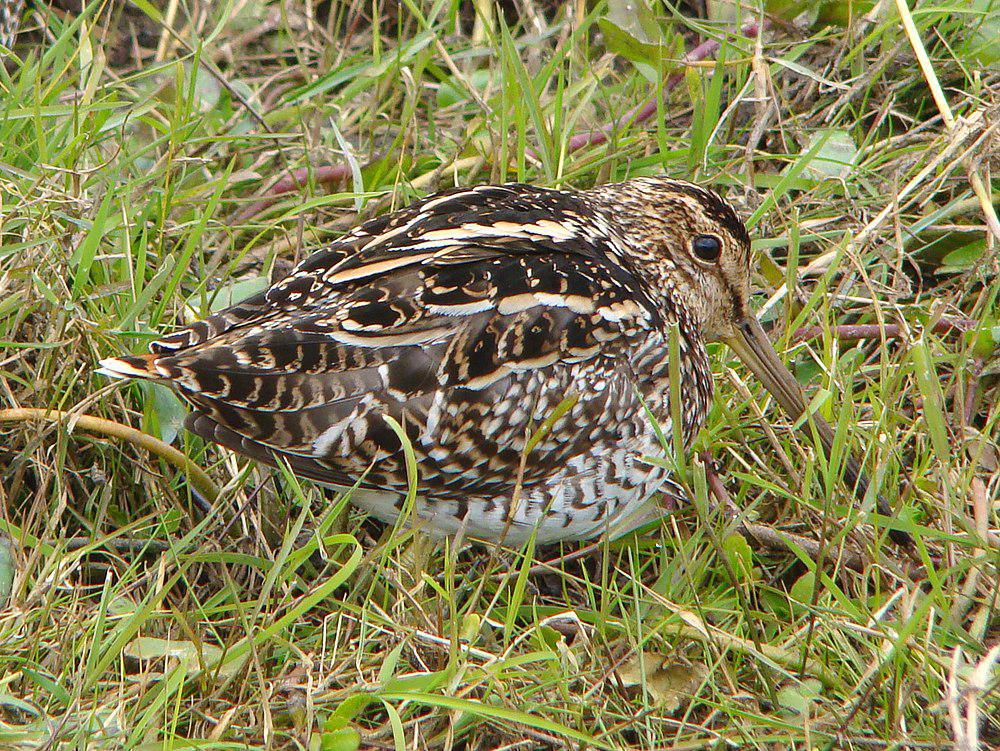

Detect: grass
[1, 0, 998, 748]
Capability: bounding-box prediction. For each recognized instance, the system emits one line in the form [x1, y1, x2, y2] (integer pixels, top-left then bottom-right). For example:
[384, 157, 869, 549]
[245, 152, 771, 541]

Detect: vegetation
[0, 0, 997, 748]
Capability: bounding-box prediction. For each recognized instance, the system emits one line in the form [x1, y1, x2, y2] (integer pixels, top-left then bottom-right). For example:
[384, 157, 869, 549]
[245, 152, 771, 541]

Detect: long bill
[723, 315, 909, 546]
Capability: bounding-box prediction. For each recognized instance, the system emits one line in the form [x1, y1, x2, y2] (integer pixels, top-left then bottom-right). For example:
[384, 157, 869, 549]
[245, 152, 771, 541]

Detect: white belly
[326, 444, 677, 545]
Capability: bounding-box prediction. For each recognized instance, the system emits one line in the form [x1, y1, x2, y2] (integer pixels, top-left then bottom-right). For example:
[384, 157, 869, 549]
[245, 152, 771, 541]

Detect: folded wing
[101, 184, 663, 497]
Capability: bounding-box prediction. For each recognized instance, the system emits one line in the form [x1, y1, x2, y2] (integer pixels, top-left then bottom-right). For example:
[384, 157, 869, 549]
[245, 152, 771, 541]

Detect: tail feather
[97, 354, 164, 380]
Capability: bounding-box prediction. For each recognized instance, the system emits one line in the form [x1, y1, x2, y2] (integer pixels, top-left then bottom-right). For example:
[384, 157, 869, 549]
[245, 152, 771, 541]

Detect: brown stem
[962, 356, 985, 426]
[701, 453, 932, 579]
[792, 315, 977, 343]
[741, 522, 866, 573]
[236, 164, 352, 222]
[0, 408, 220, 502]
[63, 537, 171, 554]
[236, 19, 768, 219]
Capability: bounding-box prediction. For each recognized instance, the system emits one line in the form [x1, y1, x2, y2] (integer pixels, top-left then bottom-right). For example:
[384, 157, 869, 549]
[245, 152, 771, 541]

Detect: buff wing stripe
[97, 354, 164, 380]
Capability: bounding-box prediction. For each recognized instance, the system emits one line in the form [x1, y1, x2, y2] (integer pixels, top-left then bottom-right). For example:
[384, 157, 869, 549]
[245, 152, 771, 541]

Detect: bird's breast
[625, 327, 713, 450]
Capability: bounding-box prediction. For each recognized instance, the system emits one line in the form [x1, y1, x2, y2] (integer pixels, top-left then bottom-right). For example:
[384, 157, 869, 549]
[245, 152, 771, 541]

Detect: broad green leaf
[205, 275, 269, 313]
[790, 570, 816, 605]
[327, 694, 376, 729]
[376, 642, 407, 685]
[145, 381, 187, 445]
[788, 129, 857, 181]
[941, 239, 987, 270]
[765, 0, 874, 26]
[617, 652, 708, 711]
[0, 537, 14, 608]
[460, 612, 482, 643]
[124, 637, 247, 679]
[722, 533, 754, 582]
[598, 0, 667, 69]
[321, 728, 361, 751]
[776, 678, 823, 714]
[381, 670, 448, 694]
[71, 189, 116, 298]
[911, 340, 951, 464]
[956, 0, 1000, 66]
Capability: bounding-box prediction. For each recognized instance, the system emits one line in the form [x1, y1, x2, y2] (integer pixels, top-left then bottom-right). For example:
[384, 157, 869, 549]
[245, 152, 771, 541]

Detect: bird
[0, 0, 24, 52]
[99, 177, 888, 546]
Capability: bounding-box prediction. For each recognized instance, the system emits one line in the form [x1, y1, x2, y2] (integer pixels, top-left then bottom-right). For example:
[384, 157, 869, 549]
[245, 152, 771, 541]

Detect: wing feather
[132, 184, 664, 497]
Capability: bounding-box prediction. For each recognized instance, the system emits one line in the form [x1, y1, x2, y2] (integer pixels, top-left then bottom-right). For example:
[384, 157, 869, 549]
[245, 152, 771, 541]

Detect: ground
[0, 0, 998, 749]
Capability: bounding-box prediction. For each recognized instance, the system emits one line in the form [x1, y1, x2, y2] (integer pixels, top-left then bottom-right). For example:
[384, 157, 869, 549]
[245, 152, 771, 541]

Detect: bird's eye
[692, 234, 722, 263]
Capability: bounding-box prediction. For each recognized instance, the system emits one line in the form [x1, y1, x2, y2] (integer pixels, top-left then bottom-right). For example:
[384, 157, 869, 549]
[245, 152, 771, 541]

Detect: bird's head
[617, 178, 814, 424]
[588, 176, 756, 338]
[591, 176, 862, 495]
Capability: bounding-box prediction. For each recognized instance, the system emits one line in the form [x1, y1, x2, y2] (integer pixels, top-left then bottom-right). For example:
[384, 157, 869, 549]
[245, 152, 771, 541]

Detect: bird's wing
[150, 184, 656, 354]
[104, 184, 666, 494]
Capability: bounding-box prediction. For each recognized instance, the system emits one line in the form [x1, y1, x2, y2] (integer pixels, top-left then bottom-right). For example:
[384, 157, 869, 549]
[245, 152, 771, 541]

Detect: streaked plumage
[100, 178, 796, 544]
[0, 0, 24, 50]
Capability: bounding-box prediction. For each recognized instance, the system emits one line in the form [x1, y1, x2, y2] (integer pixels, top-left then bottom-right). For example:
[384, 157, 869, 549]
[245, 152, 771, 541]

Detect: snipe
[100, 178, 894, 544]
[0, 0, 24, 51]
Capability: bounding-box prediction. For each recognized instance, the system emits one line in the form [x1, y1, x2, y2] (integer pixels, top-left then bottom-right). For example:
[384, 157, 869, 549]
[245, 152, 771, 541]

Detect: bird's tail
[96, 354, 164, 381]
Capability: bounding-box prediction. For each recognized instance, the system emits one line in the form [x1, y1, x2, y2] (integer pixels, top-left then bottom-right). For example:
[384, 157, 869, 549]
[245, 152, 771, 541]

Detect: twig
[701, 453, 930, 579]
[948, 645, 1000, 751]
[792, 315, 977, 343]
[741, 522, 866, 573]
[0, 408, 220, 502]
[702, 450, 867, 573]
[236, 164, 353, 222]
[531, 540, 604, 574]
[62, 537, 170, 554]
